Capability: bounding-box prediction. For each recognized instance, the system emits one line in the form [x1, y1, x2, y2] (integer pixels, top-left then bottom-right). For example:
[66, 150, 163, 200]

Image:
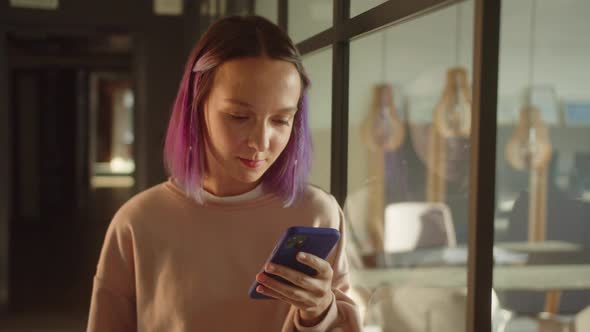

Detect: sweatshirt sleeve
[87, 212, 137, 332]
[281, 196, 362, 332]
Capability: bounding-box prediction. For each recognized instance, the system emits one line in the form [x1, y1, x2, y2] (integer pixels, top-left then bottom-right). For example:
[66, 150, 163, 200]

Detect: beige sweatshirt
[87, 179, 361, 331]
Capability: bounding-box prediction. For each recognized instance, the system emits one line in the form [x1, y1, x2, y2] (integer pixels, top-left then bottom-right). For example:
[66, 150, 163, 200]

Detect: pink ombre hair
[164, 15, 312, 206]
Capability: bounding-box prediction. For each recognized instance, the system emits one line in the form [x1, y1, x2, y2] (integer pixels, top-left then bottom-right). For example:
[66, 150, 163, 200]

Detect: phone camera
[287, 235, 307, 249]
[295, 238, 305, 249]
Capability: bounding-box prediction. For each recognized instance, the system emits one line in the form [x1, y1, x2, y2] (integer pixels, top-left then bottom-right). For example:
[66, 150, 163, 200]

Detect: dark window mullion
[342, 0, 453, 40]
[278, 0, 287, 33]
[330, 0, 350, 206]
[297, 0, 452, 56]
[467, 0, 501, 331]
[297, 28, 335, 56]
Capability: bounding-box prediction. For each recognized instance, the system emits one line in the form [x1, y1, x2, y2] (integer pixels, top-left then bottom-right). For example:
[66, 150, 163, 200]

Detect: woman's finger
[264, 263, 324, 294]
[255, 285, 300, 306]
[256, 273, 313, 307]
[296, 252, 333, 279]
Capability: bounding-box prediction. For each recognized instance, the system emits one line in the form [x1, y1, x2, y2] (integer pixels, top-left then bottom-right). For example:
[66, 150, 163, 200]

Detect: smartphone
[249, 226, 341, 299]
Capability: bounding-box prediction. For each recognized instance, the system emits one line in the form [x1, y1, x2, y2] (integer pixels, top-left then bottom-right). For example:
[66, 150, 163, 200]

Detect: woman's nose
[247, 122, 270, 152]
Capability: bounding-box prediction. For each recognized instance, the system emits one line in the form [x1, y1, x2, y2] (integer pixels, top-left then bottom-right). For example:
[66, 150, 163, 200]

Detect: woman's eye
[230, 114, 249, 121]
[274, 118, 291, 126]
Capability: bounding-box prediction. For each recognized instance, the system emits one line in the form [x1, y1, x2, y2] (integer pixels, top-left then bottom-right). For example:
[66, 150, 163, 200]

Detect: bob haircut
[163, 15, 312, 206]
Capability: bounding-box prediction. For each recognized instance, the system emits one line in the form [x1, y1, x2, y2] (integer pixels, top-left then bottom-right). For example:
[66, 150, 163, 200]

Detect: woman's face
[202, 56, 302, 196]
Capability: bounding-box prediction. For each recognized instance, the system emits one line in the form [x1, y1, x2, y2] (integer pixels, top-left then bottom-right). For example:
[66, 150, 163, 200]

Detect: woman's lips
[238, 158, 264, 169]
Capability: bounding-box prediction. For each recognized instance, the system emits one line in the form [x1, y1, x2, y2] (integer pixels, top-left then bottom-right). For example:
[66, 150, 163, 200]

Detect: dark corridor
[4, 32, 136, 328]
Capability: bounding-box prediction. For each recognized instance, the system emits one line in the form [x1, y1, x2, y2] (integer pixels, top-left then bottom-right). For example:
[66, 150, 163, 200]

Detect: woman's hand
[255, 252, 334, 327]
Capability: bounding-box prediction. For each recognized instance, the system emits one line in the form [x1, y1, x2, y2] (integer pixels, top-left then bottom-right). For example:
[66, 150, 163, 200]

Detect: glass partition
[345, 2, 475, 330]
[302, 47, 333, 192]
[288, 0, 332, 43]
[492, 0, 590, 331]
[254, 0, 278, 24]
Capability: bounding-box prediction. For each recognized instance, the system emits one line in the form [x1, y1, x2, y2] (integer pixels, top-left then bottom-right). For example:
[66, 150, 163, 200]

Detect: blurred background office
[1, 0, 589, 331]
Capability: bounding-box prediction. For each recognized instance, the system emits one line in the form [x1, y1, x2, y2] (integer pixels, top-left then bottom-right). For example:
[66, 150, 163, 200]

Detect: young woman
[87, 15, 361, 331]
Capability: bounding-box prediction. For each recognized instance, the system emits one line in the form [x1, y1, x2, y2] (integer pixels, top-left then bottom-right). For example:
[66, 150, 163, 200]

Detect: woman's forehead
[209, 57, 301, 107]
[215, 57, 299, 86]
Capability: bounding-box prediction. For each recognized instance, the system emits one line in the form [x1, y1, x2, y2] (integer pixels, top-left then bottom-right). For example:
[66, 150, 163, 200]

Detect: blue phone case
[249, 226, 341, 299]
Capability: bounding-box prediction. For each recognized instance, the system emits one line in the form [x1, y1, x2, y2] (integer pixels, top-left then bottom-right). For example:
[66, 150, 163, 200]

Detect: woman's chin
[233, 171, 265, 186]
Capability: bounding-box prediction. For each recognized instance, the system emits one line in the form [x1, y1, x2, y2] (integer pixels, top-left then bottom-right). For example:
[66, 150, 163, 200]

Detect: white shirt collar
[202, 183, 265, 203]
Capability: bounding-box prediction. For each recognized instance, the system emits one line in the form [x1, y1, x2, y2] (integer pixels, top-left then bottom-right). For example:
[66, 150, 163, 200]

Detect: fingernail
[257, 286, 264, 293]
[266, 263, 275, 272]
[298, 252, 306, 259]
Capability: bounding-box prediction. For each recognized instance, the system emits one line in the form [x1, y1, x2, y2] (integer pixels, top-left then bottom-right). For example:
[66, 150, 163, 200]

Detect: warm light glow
[110, 157, 135, 173]
[91, 176, 135, 188]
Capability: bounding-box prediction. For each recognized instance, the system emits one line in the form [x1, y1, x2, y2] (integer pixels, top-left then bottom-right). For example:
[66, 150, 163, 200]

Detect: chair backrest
[384, 202, 456, 253]
[576, 306, 590, 332]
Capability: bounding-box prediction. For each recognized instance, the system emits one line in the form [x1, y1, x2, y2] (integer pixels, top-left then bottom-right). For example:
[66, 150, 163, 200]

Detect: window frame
[282, 1, 501, 331]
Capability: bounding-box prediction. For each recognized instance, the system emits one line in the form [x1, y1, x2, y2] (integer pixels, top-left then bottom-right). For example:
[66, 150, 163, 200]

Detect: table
[350, 264, 590, 291]
[352, 242, 589, 332]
